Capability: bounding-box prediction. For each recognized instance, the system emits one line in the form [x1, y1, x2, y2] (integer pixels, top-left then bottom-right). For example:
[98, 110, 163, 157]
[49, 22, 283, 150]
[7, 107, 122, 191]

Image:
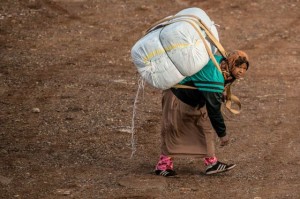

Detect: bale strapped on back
[131, 8, 220, 90]
[131, 7, 242, 115]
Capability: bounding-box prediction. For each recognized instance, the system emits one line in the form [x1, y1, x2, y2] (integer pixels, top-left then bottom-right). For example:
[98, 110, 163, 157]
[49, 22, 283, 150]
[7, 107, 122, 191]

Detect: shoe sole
[205, 164, 236, 175]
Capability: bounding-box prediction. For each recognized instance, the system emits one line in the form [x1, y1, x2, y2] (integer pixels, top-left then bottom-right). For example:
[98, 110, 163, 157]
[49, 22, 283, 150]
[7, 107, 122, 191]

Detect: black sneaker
[155, 169, 177, 177]
[205, 161, 236, 175]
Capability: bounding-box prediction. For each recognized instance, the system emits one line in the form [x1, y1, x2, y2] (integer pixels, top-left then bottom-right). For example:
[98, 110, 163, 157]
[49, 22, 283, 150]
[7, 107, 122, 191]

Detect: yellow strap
[224, 85, 241, 114]
[225, 94, 241, 114]
[184, 20, 222, 72]
[172, 84, 197, 89]
[173, 83, 242, 114]
[188, 16, 227, 58]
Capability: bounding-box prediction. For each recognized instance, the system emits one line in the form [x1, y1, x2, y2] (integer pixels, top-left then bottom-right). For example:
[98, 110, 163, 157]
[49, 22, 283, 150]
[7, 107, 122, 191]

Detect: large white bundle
[131, 7, 219, 90]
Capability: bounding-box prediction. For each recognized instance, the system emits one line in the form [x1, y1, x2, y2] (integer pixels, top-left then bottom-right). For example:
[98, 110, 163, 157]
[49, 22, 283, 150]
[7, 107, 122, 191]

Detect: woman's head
[226, 50, 249, 79]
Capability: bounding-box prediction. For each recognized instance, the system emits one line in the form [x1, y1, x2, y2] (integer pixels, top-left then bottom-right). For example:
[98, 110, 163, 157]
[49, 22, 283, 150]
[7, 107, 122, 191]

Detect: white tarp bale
[131, 7, 219, 90]
[174, 7, 219, 55]
[132, 28, 186, 89]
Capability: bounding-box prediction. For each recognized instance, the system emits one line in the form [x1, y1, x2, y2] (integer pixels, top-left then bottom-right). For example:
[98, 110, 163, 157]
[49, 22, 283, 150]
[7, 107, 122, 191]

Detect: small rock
[0, 175, 12, 185]
[32, 108, 40, 113]
[28, 0, 42, 9]
[138, 5, 151, 11]
[180, 187, 192, 192]
[291, 51, 297, 55]
[56, 189, 71, 195]
[117, 128, 132, 134]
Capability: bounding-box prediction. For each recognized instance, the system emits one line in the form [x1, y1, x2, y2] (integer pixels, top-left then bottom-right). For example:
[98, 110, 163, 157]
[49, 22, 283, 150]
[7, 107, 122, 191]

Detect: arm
[202, 91, 226, 137]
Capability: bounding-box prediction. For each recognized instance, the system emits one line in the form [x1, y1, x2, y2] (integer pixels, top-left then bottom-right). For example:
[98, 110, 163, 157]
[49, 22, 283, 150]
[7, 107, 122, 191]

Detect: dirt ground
[0, 0, 299, 198]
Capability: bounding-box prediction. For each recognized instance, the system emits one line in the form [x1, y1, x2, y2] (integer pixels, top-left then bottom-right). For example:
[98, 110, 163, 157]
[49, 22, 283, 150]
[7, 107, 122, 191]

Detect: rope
[130, 77, 145, 158]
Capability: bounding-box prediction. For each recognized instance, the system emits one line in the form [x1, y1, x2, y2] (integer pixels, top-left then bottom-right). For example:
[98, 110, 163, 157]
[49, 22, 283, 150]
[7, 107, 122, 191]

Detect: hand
[222, 91, 227, 102]
[220, 134, 229, 146]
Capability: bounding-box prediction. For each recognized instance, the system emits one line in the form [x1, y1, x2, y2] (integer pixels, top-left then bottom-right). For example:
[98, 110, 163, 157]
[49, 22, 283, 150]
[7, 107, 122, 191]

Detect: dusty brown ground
[0, 0, 299, 198]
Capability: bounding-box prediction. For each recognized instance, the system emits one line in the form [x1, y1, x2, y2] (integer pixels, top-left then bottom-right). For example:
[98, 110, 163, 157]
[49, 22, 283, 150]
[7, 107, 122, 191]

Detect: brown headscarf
[221, 50, 250, 81]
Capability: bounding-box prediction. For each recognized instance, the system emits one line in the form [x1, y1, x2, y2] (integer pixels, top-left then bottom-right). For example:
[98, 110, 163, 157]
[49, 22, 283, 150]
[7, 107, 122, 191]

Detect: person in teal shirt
[155, 50, 249, 176]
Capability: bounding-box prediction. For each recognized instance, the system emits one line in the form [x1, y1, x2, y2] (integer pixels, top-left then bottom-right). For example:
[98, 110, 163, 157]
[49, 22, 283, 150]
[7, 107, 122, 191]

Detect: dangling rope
[130, 77, 145, 158]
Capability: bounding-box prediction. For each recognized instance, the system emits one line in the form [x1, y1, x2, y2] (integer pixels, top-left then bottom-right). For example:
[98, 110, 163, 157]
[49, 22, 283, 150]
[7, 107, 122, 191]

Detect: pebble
[32, 108, 40, 113]
[56, 189, 71, 195]
[117, 128, 132, 134]
[0, 175, 12, 185]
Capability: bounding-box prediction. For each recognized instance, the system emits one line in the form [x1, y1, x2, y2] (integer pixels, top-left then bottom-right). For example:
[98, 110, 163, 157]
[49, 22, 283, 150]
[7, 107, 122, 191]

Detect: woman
[155, 50, 250, 176]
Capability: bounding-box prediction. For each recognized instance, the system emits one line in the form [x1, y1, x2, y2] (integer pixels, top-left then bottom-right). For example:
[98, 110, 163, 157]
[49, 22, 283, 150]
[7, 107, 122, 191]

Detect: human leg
[197, 106, 236, 174]
[155, 154, 177, 177]
[155, 90, 177, 177]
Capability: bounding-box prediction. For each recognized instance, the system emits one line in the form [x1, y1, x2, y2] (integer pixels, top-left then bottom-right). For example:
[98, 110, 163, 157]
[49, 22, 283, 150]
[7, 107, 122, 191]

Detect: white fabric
[131, 7, 219, 90]
[175, 7, 219, 54]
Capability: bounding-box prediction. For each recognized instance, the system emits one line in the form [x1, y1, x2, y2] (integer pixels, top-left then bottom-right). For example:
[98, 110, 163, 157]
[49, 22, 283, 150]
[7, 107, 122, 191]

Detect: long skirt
[160, 89, 216, 157]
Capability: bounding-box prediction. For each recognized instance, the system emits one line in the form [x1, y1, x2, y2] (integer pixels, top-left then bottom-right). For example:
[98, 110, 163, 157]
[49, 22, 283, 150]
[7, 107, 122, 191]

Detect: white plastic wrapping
[131, 7, 219, 90]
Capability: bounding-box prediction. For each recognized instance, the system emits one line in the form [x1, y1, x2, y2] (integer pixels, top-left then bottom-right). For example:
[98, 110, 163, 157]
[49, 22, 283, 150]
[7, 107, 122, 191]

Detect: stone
[0, 175, 12, 185]
[32, 108, 40, 113]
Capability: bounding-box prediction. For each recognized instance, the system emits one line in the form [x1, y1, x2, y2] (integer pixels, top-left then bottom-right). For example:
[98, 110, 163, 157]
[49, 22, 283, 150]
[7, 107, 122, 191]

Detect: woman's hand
[220, 134, 229, 146]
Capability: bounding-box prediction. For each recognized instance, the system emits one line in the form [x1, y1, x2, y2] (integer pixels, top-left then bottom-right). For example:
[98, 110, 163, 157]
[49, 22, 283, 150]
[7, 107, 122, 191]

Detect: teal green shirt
[179, 55, 224, 93]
